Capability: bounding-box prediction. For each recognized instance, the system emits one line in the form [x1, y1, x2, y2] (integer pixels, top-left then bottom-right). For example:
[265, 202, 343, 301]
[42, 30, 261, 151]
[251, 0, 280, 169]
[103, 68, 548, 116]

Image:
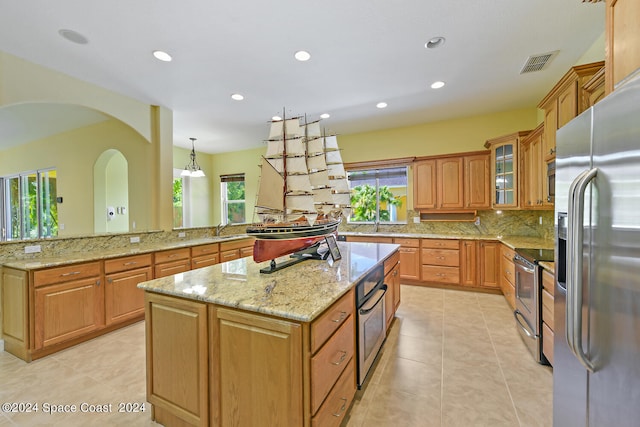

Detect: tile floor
[0, 284, 552, 426]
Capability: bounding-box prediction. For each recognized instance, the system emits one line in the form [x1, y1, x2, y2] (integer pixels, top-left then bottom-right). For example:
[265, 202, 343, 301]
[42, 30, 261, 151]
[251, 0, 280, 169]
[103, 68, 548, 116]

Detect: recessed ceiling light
[58, 29, 88, 45]
[431, 81, 446, 89]
[320, 113, 330, 119]
[294, 50, 311, 61]
[425, 36, 446, 49]
[231, 94, 244, 101]
[376, 102, 388, 109]
[152, 50, 172, 62]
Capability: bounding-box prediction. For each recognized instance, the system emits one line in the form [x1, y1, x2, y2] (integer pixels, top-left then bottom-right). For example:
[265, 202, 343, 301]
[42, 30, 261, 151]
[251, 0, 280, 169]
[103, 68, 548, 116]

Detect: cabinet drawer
[154, 259, 191, 278]
[311, 357, 356, 427]
[190, 243, 219, 258]
[421, 239, 459, 250]
[392, 237, 420, 248]
[543, 322, 554, 366]
[220, 249, 240, 262]
[542, 288, 554, 330]
[219, 238, 254, 252]
[421, 265, 460, 284]
[154, 248, 190, 264]
[500, 276, 516, 311]
[191, 254, 219, 269]
[33, 261, 101, 287]
[104, 253, 152, 274]
[310, 315, 355, 415]
[240, 246, 254, 258]
[542, 268, 555, 295]
[421, 248, 460, 267]
[311, 289, 354, 354]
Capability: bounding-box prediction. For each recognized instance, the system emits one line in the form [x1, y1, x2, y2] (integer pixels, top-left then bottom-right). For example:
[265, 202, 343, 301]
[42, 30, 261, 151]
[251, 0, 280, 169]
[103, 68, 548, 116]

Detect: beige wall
[0, 51, 174, 233]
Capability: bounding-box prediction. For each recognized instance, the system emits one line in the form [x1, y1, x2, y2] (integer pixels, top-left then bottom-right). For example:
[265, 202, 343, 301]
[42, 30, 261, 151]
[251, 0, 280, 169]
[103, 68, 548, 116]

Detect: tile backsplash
[340, 209, 554, 240]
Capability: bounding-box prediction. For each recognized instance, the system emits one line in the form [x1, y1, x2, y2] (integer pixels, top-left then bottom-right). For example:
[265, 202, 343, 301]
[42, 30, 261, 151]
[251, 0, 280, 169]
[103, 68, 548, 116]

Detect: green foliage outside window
[225, 181, 245, 224]
[173, 178, 183, 228]
[350, 184, 402, 222]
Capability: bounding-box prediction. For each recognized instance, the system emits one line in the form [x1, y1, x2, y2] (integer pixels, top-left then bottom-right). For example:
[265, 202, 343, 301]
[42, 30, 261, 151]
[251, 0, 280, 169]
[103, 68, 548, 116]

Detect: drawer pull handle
[331, 350, 347, 366]
[332, 398, 348, 417]
[60, 271, 80, 277]
[123, 261, 138, 266]
[437, 256, 445, 260]
[331, 311, 347, 323]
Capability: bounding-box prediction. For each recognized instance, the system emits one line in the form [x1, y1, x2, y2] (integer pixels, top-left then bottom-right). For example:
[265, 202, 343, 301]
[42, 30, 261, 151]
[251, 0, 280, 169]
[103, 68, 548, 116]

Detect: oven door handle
[513, 256, 535, 273]
[514, 309, 535, 338]
[359, 285, 387, 315]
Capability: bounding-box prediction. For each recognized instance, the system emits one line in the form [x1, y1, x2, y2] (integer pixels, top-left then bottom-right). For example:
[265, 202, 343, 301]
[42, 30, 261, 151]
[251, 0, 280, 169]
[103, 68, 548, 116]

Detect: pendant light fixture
[181, 137, 205, 177]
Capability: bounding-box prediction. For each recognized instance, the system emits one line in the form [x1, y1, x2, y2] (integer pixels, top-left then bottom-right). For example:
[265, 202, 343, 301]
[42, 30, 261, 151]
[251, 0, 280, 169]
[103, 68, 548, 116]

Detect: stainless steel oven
[355, 265, 386, 388]
[547, 160, 556, 203]
[514, 248, 554, 364]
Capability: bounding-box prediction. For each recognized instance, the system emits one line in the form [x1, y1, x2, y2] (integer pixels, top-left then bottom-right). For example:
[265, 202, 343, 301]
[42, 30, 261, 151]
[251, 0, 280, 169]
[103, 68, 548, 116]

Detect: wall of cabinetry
[1, 236, 255, 362]
[541, 266, 555, 365]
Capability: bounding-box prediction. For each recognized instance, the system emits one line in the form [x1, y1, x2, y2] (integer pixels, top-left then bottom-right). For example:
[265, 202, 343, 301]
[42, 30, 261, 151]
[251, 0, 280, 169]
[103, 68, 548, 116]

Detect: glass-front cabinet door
[484, 131, 529, 209]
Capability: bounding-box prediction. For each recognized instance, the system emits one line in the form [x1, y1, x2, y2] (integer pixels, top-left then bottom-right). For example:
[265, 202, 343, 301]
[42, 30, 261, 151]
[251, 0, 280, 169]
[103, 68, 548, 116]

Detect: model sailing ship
[246, 113, 351, 264]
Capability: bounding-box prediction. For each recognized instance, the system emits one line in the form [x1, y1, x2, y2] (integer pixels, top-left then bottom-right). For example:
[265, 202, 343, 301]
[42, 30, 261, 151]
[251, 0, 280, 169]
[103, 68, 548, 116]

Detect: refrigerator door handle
[567, 167, 598, 373]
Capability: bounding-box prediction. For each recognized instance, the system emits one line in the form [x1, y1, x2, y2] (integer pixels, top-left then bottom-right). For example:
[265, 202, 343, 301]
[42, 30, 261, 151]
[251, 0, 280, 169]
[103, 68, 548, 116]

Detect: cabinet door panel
[34, 278, 101, 349]
[479, 241, 500, 289]
[460, 240, 478, 287]
[413, 160, 437, 209]
[464, 154, 490, 208]
[437, 157, 463, 209]
[105, 266, 152, 325]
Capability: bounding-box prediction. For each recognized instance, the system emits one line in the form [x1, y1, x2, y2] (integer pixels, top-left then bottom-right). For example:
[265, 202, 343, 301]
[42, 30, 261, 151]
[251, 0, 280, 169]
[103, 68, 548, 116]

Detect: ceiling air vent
[520, 51, 559, 74]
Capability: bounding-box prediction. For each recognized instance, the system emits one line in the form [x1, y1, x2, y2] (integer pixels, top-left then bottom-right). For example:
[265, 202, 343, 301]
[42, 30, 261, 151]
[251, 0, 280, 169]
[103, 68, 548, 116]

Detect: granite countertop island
[138, 241, 399, 322]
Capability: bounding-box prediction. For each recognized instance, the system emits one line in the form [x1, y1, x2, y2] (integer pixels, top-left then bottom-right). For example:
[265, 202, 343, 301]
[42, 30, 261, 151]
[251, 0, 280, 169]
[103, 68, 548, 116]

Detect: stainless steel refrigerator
[554, 69, 640, 426]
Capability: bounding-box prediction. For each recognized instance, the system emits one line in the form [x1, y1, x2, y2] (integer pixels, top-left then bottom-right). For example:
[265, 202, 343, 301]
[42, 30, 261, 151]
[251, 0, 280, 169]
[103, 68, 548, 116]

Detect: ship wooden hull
[247, 218, 340, 262]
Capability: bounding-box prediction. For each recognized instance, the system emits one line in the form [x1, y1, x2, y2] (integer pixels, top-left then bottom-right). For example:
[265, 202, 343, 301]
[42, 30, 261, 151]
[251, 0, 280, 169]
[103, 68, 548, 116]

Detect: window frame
[220, 173, 246, 225]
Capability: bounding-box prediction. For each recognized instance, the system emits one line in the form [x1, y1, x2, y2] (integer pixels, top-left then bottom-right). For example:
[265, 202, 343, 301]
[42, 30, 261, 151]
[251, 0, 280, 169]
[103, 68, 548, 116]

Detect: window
[348, 166, 407, 223]
[221, 174, 245, 225]
[1, 168, 58, 240]
[173, 175, 185, 228]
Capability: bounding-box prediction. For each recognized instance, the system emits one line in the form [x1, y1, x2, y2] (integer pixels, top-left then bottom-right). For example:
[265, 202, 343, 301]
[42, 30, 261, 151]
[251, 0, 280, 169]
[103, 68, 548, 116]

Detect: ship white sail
[269, 117, 302, 139]
[323, 135, 352, 218]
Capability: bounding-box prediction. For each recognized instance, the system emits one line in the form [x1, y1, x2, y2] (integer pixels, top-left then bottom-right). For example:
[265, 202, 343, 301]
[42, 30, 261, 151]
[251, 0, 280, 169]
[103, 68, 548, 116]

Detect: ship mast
[281, 108, 288, 221]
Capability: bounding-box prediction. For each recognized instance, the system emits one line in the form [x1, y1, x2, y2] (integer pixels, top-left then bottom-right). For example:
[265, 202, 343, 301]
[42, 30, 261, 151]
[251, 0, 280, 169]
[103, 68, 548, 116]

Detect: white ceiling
[0, 0, 605, 154]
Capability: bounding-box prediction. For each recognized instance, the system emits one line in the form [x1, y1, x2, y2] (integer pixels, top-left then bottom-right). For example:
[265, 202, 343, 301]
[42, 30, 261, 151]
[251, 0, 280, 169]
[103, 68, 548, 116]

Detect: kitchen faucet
[215, 223, 228, 236]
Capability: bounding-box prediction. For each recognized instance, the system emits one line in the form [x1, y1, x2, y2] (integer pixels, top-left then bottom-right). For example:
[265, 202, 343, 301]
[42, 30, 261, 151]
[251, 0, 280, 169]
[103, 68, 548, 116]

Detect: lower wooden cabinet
[460, 240, 478, 287]
[154, 248, 191, 278]
[499, 245, 517, 310]
[479, 241, 500, 289]
[145, 288, 357, 427]
[219, 238, 255, 262]
[393, 237, 420, 281]
[541, 266, 555, 365]
[105, 253, 153, 325]
[421, 239, 460, 285]
[384, 251, 401, 331]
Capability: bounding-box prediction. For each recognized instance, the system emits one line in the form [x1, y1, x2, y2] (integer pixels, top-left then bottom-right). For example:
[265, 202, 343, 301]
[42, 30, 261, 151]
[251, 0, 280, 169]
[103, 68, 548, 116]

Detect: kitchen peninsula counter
[139, 241, 399, 427]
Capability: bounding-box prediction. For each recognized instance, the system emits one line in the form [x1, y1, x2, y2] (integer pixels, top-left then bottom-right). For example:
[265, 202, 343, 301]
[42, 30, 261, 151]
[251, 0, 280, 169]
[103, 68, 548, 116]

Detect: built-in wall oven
[355, 264, 387, 388]
[514, 248, 554, 364]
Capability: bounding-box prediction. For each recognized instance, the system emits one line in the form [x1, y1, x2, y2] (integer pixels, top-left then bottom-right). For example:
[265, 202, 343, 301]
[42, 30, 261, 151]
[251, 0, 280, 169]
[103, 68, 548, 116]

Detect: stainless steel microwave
[547, 160, 555, 203]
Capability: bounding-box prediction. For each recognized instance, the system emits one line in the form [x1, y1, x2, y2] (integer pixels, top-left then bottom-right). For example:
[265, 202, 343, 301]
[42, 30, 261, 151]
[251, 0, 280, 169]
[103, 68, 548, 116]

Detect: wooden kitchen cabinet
[393, 237, 420, 281]
[421, 239, 460, 285]
[436, 157, 464, 209]
[520, 124, 551, 209]
[191, 243, 220, 269]
[538, 61, 604, 161]
[414, 151, 490, 211]
[384, 251, 401, 331]
[145, 292, 209, 427]
[33, 261, 103, 350]
[499, 244, 516, 310]
[541, 266, 555, 365]
[459, 240, 478, 287]
[464, 153, 491, 209]
[219, 237, 255, 262]
[104, 253, 152, 326]
[479, 241, 500, 289]
[606, 0, 640, 94]
[1, 267, 30, 360]
[154, 247, 191, 278]
[485, 132, 529, 209]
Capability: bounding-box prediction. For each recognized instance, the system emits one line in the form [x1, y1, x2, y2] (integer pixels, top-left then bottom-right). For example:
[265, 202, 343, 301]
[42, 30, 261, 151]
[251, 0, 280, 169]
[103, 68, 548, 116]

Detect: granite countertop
[340, 231, 553, 250]
[539, 261, 555, 273]
[138, 242, 399, 322]
[1, 235, 251, 271]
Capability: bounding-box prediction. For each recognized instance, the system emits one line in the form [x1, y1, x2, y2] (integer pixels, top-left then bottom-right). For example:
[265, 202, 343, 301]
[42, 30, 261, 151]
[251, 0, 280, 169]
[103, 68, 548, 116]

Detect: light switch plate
[413, 216, 420, 223]
[178, 232, 186, 238]
[130, 236, 140, 243]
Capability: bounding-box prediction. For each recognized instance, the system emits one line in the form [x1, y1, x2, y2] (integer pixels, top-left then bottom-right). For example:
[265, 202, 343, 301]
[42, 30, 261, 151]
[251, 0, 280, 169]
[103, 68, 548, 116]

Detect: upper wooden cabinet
[414, 151, 490, 211]
[520, 124, 552, 210]
[606, 0, 640, 94]
[538, 61, 604, 161]
[485, 132, 529, 209]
